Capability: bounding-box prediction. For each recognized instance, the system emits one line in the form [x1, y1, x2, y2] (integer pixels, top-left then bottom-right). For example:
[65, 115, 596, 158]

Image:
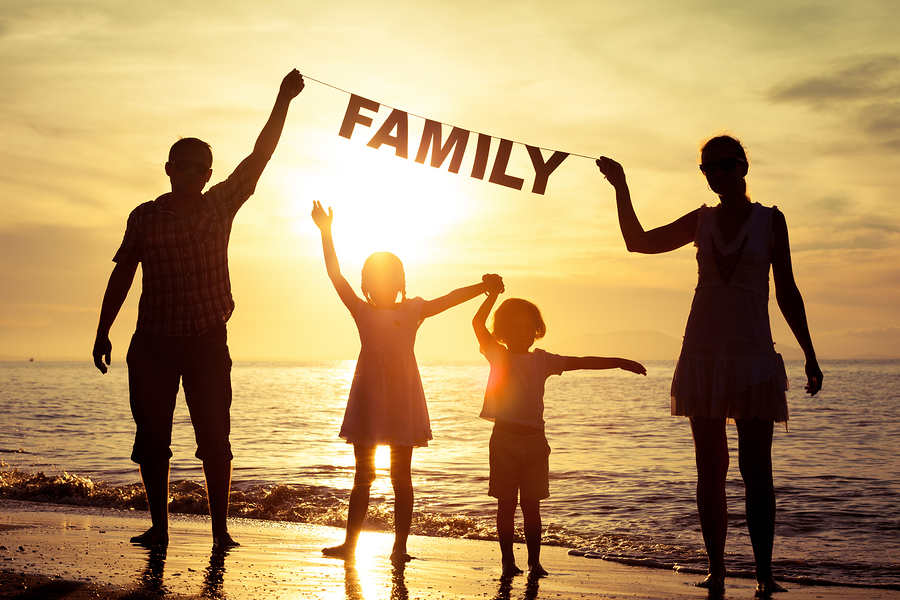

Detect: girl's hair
[360, 252, 406, 302]
[491, 298, 547, 344]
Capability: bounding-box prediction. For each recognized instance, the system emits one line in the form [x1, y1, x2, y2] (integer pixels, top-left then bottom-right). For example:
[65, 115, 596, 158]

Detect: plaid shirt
[113, 158, 258, 336]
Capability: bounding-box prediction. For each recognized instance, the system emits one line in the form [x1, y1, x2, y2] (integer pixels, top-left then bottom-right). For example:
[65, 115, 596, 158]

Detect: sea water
[1, 359, 898, 588]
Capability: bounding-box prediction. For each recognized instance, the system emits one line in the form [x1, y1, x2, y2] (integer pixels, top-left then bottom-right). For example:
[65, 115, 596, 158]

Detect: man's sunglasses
[699, 157, 746, 175]
[169, 160, 211, 175]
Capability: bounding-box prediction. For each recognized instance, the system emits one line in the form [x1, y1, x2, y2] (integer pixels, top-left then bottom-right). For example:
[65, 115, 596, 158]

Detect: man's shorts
[126, 325, 233, 464]
[488, 426, 551, 501]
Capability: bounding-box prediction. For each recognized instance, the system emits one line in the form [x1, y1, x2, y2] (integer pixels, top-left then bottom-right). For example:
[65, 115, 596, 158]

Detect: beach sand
[1, 500, 896, 600]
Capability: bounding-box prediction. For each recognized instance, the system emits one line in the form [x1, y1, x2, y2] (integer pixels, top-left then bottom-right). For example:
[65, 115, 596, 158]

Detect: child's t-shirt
[480, 347, 567, 431]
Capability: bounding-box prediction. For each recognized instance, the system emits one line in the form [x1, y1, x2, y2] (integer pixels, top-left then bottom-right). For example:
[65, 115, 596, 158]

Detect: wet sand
[1, 500, 897, 599]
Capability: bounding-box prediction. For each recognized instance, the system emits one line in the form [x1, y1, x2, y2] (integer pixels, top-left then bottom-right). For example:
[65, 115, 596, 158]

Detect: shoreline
[2, 500, 898, 599]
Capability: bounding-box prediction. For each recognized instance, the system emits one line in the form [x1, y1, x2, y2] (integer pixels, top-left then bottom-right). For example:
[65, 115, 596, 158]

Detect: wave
[3, 468, 899, 591]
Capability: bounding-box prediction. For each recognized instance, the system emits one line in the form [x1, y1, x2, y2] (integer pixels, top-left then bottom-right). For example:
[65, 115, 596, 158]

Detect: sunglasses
[699, 157, 746, 175]
[169, 160, 210, 175]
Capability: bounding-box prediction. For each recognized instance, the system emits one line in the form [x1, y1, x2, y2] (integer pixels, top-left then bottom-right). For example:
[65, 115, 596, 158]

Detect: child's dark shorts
[126, 325, 233, 465]
[488, 426, 551, 501]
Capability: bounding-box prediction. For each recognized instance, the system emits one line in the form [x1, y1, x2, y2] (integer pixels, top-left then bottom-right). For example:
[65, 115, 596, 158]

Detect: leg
[204, 458, 237, 547]
[735, 418, 785, 592]
[690, 417, 729, 590]
[324, 444, 376, 559]
[127, 331, 180, 546]
[520, 499, 547, 578]
[497, 497, 523, 577]
[131, 460, 170, 546]
[182, 326, 236, 546]
[389, 446, 414, 565]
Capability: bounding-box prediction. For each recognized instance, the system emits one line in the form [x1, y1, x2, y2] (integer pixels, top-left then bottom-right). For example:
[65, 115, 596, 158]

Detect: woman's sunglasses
[169, 160, 211, 175]
[699, 157, 746, 175]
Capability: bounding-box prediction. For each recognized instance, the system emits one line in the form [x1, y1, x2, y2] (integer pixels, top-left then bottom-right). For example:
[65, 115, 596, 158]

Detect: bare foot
[756, 578, 788, 595]
[390, 552, 413, 567]
[130, 527, 168, 547]
[501, 561, 524, 578]
[212, 532, 240, 549]
[696, 573, 725, 591]
[528, 563, 548, 578]
[322, 543, 356, 560]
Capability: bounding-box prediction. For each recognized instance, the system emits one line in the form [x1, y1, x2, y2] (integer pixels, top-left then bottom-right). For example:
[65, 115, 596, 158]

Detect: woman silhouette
[598, 135, 822, 594]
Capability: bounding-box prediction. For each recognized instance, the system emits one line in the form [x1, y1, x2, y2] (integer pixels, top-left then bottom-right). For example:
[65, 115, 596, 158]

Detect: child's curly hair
[490, 298, 546, 344]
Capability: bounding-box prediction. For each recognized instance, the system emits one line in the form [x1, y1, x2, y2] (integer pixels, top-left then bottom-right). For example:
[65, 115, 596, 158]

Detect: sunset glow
[1, 1, 898, 361]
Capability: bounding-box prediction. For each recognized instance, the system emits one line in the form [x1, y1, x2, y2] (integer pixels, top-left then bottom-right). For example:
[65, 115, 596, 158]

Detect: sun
[282, 137, 472, 268]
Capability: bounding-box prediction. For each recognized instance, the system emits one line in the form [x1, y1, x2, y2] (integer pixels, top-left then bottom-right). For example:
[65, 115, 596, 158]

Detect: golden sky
[1, 1, 899, 360]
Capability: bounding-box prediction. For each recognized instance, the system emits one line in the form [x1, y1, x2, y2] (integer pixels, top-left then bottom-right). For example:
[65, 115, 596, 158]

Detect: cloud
[768, 55, 900, 150]
[769, 55, 900, 105]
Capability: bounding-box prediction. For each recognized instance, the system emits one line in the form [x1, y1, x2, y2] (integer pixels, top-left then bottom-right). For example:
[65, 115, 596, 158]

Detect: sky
[1, 0, 899, 362]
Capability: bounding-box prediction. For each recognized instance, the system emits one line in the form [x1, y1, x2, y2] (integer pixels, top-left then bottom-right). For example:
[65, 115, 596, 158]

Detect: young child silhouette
[473, 292, 646, 578]
[312, 200, 504, 566]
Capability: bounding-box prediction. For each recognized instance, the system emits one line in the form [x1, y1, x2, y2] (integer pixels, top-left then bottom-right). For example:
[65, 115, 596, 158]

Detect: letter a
[367, 109, 410, 159]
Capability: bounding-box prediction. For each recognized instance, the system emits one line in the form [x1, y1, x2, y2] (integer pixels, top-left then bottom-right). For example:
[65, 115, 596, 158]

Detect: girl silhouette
[311, 200, 503, 566]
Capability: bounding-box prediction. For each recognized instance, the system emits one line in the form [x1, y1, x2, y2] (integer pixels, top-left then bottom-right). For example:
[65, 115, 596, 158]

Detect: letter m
[414, 121, 470, 174]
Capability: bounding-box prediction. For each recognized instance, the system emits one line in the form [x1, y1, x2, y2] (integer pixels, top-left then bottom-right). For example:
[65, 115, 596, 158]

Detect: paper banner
[310, 78, 583, 195]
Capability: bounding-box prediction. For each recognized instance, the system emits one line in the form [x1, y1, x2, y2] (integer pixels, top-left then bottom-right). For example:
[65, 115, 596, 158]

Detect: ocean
[1, 358, 898, 589]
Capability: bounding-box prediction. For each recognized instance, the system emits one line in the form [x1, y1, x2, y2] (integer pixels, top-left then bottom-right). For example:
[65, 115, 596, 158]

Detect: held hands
[279, 69, 305, 101]
[311, 201, 333, 232]
[596, 156, 626, 188]
[482, 273, 505, 296]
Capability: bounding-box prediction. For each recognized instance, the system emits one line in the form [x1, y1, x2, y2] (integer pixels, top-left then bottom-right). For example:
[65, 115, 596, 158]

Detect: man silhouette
[92, 69, 305, 547]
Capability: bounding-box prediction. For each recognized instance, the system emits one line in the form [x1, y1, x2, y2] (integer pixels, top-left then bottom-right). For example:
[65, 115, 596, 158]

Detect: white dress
[671, 203, 789, 422]
[339, 297, 432, 447]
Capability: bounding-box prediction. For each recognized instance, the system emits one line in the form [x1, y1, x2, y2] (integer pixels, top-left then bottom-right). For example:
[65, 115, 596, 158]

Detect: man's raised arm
[244, 69, 306, 182]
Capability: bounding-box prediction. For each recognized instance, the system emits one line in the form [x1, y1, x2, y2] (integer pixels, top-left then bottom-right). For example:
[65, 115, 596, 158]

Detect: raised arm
[563, 356, 647, 375]
[92, 260, 139, 373]
[771, 209, 823, 396]
[243, 69, 306, 183]
[311, 201, 360, 314]
[473, 289, 503, 354]
[421, 273, 504, 319]
[597, 157, 698, 254]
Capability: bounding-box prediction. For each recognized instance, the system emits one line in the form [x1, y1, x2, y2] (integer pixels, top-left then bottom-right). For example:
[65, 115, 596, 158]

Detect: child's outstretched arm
[421, 274, 504, 319]
[563, 356, 647, 375]
[311, 201, 360, 315]
[472, 288, 503, 354]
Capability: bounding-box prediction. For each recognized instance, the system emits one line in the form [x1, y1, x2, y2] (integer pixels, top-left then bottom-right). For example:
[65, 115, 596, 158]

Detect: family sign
[338, 93, 570, 195]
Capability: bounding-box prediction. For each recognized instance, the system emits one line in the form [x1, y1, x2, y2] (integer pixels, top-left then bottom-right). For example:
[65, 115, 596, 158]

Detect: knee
[738, 459, 773, 492]
[354, 465, 376, 488]
[390, 470, 412, 491]
[696, 451, 729, 484]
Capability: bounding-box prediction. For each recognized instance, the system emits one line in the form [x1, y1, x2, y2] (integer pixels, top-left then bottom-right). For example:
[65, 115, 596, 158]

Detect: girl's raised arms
[311, 201, 361, 315]
[472, 288, 503, 355]
[597, 157, 698, 255]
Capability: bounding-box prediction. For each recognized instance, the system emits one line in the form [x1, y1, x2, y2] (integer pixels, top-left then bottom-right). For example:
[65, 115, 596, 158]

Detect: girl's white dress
[671, 203, 789, 423]
[339, 297, 433, 447]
